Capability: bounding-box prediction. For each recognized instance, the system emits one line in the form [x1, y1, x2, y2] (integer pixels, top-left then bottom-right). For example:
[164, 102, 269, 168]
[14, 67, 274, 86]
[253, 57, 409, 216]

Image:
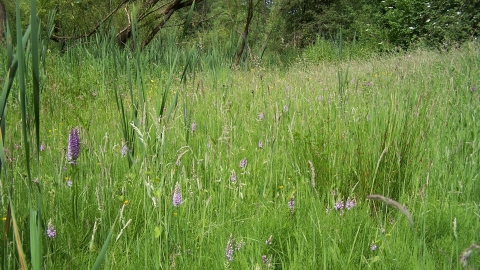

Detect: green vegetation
[2, 0, 479, 64]
[1, 1, 480, 270]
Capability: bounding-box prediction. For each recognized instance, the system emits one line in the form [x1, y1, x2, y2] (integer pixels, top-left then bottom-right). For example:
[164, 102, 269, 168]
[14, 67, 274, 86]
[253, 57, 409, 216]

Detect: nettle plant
[379, 0, 478, 49]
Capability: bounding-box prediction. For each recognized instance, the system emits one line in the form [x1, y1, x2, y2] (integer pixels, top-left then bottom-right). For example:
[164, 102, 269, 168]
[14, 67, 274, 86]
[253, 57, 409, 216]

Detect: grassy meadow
[1, 17, 480, 269]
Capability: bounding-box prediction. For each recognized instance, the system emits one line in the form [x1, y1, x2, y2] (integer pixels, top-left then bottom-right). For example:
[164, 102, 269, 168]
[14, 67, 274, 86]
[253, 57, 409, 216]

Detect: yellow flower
[173, 212, 178, 217]
[279, 185, 284, 190]
[124, 200, 129, 205]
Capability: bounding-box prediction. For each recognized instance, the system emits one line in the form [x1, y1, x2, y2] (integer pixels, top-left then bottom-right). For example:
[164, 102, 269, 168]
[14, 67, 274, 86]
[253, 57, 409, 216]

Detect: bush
[379, 0, 479, 49]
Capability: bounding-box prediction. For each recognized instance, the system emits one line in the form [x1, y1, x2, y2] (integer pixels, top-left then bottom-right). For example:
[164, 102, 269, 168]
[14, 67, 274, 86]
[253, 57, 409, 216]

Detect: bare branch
[139, 0, 201, 50]
[156, 11, 224, 29]
[124, 6, 131, 25]
[233, 0, 254, 67]
[51, 0, 130, 42]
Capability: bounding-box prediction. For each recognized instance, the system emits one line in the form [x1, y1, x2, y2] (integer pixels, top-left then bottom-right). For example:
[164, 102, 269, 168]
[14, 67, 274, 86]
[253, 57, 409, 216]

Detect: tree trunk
[233, 0, 254, 67]
[0, 0, 6, 43]
[115, 0, 161, 47]
[140, 8, 175, 49]
[116, 0, 201, 49]
[42, 0, 201, 50]
[140, 0, 199, 49]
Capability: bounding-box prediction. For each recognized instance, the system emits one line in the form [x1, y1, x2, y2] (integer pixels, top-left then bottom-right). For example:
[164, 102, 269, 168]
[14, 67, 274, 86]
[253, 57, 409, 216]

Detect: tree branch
[233, 0, 254, 67]
[156, 11, 223, 29]
[139, 0, 202, 50]
[116, 0, 163, 47]
[51, 0, 130, 42]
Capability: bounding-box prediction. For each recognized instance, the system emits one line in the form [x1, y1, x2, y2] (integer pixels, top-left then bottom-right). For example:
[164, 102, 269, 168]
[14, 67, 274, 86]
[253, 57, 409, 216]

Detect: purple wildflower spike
[67, 127, 80, 165]
[240, 158, 247, 169]
[121, 144, 128, 157]
[259, 112, 264, 120]
[262, 255, 269, 264]
[226, 235, 234, 261]
[46, 221, 56, 238]
[173, 182, 182, 207]
[191, 121, 197, 132]
[346, 198, 356, 210]
[288, 197, 295, 212]
[231, 171, 237, 183]
[334, 201, 344, 211]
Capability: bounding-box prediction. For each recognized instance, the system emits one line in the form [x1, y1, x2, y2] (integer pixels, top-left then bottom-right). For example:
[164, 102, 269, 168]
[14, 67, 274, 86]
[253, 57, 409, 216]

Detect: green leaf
[91, 229, 113, 270]
[15, 0, 31, 187]
[154, 226, 161, 239]
[9, 201, 27, 270]
[30, 0, 41, 168]
[29, 209, 42, 270]
[182, 0, 196, 38]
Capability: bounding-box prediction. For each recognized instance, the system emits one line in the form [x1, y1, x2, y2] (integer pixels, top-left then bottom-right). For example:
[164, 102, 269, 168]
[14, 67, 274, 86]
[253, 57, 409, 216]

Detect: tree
[43, 0, 202, 50]
[272, 0, 362, 48]
[379, 0, 480, 49]
[233, 0, 254, 67]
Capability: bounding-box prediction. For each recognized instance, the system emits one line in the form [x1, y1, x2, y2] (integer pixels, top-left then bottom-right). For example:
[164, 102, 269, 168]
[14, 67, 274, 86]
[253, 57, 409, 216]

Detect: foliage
[378, 0, 480, 49]
[271, 0, 363, 48]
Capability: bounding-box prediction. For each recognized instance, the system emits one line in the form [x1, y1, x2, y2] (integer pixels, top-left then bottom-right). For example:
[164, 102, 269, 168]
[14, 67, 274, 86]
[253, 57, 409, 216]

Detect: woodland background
[0, 0, 479, 65]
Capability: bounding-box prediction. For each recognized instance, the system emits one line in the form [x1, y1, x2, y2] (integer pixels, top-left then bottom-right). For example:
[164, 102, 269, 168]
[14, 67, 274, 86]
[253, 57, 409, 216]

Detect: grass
[1, 22, 479, 269]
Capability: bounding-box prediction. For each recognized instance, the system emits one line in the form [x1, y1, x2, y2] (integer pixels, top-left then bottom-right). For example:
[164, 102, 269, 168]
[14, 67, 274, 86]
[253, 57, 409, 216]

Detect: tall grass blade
[181, 48, 195, 143]
[15, 0, 32, 185]
[158, 55, 178, 120]
[337, 27, 343, 59]
[166, 85, 179, 123]
[41, 10, 56, 73]
[0, 23, 31, 173]
[29, 3, 41, 147]
[6, 15, 13, 68]
[92, 213, 120, 270]
[30, 0, 41, 163]
[29, 208, 42, 270]
[370, 146, 388, 194]
[112, 54, 133, 166]
[2, 201, 11, 270]
[9, 201, 27, 270]
[166, 52, 186, 122]
[0, 128, 6, 177]
[459, 243, 480, 269]
[126, 57, 138, 156]
[91, 229, 113, 270]
[183, 99, 189, 143]
[182, 0, 196, 38]
[366, 194, 414, 227]
[0, 17, 11, 174]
